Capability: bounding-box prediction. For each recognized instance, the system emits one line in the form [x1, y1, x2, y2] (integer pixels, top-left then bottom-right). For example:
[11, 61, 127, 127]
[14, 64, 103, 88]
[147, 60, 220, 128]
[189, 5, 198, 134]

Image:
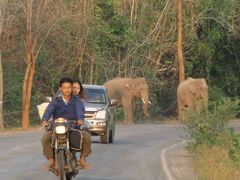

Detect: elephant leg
[132, 98, 136, 117]
[143, 104, 150, 119]
[177, 94, 185, 122]
[122, 98, 134, 124]
[203, 99, 208, 112]
[178, 99, 184, 122]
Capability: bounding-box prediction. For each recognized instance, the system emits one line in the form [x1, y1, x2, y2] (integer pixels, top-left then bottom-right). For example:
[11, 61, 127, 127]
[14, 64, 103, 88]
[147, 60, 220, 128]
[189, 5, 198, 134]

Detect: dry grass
[194, 146, 240, 180]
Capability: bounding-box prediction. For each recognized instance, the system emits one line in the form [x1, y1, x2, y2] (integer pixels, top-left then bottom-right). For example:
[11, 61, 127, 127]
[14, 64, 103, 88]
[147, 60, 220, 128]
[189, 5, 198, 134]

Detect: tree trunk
[22, 49, 36, 129]
[0, 51, 3, 130]
[177, 0, 185, 83]
[94, 64, 99, 84]
[120, 0, 126, 14]
[130, 0, 135, 27]
[22, 0, 36, 129]
[0, 8, 4, 130]
[89, 59, 94, 84]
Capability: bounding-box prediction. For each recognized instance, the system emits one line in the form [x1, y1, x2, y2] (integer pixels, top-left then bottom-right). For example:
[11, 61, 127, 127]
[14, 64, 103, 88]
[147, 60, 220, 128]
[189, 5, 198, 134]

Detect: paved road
[0, 124, 195, 180]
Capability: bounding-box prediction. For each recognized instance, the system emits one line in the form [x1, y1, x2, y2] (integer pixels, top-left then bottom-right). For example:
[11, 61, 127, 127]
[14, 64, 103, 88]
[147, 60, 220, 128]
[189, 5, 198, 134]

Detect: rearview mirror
[110, 99, 117, 106]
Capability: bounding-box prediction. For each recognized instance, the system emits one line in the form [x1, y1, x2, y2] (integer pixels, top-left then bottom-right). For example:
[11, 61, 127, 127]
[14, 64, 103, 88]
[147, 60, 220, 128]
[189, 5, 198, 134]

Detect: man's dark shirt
[42, 96, 85, 122]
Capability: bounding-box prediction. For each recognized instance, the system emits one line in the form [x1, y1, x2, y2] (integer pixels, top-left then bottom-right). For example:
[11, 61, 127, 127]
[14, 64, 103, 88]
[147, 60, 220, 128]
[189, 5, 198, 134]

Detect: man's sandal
[49, 167, 58, 176]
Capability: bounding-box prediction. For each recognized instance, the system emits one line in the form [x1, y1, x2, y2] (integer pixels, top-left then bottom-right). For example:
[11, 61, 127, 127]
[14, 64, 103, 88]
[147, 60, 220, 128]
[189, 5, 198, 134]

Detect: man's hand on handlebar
[77, 120, 84, 126]
[41, 120, 48, 127]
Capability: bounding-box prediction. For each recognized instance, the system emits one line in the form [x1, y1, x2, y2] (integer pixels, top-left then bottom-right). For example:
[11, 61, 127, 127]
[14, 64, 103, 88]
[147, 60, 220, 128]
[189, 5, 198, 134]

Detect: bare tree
[21, 0, 68, 129]
[0, 0, 7, 130]
[20, 0, 94, 129]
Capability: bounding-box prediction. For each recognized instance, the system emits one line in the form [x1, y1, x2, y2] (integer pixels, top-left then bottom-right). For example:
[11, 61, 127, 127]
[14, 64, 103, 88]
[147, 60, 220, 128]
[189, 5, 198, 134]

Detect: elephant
[104, 77, 151, 124]
[177, 77, 208, 121]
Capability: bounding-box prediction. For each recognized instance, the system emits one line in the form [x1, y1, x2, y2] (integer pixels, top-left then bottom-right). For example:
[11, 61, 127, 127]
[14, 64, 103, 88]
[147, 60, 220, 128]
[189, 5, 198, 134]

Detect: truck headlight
[95, 110, 106, 119]
[55, 126, 66, 134]
[97, 121, 106, 126]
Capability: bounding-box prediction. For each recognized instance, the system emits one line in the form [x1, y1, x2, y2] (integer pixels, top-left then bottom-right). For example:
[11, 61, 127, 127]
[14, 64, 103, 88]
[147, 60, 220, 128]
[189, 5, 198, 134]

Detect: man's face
[60, 82, 72, 97]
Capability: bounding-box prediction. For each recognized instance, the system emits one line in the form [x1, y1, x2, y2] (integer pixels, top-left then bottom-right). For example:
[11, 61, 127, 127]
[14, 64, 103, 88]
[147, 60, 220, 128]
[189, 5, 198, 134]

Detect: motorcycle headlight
[55, 126, 66, 134]
[95, 110, 106, 119]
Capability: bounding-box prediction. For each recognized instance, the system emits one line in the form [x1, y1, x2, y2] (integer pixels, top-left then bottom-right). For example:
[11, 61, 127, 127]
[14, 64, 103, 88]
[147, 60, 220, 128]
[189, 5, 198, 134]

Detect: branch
[36, 13, 84, 57]
[123, 0, 172, 63]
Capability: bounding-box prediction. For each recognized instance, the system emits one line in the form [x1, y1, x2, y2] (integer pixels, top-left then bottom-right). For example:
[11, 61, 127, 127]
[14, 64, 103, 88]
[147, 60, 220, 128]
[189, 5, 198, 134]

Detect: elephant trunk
[141, 97, 150, 118]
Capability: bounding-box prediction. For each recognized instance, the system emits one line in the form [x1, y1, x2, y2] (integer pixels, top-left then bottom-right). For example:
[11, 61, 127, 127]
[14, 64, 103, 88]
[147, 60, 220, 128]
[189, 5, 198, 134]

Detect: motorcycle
[49, 118, 83, 180]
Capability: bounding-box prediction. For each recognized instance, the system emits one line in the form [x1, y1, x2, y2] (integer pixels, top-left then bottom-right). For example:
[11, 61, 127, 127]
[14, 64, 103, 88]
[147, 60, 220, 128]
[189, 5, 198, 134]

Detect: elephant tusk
[141, 97, 146, 104]
[148, 100, 152, 105]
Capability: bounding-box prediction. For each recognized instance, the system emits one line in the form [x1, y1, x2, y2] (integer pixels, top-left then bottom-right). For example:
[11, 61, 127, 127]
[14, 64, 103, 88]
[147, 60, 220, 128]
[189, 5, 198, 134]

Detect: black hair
[59, 77, 73, 87]
[72, 80, 86, 100]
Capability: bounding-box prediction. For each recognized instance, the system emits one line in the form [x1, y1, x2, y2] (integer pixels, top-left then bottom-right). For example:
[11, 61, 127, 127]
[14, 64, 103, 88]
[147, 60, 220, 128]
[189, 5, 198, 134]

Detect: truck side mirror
[110, 99, 117, 106]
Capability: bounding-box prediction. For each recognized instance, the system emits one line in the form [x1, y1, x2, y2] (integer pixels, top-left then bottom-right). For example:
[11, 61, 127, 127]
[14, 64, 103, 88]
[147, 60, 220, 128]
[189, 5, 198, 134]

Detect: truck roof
[83, 84, 106, 90]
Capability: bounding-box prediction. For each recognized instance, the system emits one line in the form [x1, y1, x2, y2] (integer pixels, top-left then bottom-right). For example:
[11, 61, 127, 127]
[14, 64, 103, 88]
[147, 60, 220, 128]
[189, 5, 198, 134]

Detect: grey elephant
[177, 77, 208, 121]
[104, 77, 151, 124]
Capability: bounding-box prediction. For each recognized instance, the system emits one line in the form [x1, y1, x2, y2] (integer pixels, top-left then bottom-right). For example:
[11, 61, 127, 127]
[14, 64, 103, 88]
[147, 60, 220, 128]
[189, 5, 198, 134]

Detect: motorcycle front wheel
[57, 150, 73, 180]
[66, 174, 72, 180]
[57, 150, 66, 180]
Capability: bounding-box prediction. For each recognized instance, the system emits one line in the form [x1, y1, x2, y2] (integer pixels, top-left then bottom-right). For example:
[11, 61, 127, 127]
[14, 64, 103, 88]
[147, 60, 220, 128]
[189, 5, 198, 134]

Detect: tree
[21, 0, 35, 129]
[177, 0, 185, 83]
[0, 0, 7, 130]
[21, 0, 68, 129]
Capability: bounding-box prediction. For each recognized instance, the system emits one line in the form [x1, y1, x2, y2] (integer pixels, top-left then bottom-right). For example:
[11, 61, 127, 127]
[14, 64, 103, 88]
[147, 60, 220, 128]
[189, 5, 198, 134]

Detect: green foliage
[3, 62, 23, 127]
[115, 108, 124, 122]
[147, 94, 164, 120]
[94, 0, 130, 50]
[185, 98, 239, 148]
[3, 62, 41, 127]
[229, 129, 240, 166]
[208, 86, 227, 110]
[186, 0, 240, 97]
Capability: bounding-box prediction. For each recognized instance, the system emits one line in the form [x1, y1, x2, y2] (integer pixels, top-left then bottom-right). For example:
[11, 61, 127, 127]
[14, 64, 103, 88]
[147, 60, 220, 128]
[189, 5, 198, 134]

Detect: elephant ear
[125, 82, 136, 95]
[199, 79, 208, 98]
[125, 83, 131, 90]
[125, 83, 134, 94]
[188, 79, 208, 96]
[188, 80, 198, 95]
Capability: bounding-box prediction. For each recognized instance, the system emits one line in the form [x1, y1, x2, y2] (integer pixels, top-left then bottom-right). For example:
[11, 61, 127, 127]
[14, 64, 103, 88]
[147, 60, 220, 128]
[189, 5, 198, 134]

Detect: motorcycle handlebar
[39, 123, 49, 130]
[40, 119, 83, 130]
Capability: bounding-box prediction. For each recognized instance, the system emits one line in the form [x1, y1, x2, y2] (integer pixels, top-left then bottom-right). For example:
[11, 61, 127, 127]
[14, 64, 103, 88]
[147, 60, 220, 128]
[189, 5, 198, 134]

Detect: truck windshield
[85, 89, 106, 104]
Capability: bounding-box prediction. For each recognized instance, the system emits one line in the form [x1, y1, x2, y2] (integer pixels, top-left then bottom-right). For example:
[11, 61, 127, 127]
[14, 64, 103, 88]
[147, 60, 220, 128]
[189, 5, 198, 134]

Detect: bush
[115, 108, 124, 122]
[185, 98, 239, 148]
[229, 129, 240, 166]
[3, 62, 42, 128]
[3, 62, 24, 127]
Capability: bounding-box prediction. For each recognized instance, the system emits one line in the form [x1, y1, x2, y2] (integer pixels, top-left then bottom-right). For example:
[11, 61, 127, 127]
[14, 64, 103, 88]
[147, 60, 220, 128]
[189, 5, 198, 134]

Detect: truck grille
[85, 111, 95, 119]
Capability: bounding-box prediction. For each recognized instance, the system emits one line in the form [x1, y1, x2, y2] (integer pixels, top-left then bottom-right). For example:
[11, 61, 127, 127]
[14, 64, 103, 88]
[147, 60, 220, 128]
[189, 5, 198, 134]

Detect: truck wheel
[109, 120, 115, 143]
[100, 124, 109, 144]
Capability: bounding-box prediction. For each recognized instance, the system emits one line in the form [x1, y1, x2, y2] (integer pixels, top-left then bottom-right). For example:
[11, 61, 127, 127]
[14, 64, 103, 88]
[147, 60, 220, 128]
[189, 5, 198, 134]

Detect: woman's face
[72, 82, 81, 95]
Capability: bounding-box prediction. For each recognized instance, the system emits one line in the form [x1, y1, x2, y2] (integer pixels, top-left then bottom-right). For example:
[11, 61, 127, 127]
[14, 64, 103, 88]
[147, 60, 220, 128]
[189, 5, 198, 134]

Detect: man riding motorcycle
[41, 77, 92, 173]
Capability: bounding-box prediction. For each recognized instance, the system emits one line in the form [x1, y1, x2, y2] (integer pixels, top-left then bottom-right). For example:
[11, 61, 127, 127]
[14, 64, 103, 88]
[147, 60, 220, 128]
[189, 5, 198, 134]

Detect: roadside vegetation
[185, 95, 240, 180]
[0, 0, 239, 177]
